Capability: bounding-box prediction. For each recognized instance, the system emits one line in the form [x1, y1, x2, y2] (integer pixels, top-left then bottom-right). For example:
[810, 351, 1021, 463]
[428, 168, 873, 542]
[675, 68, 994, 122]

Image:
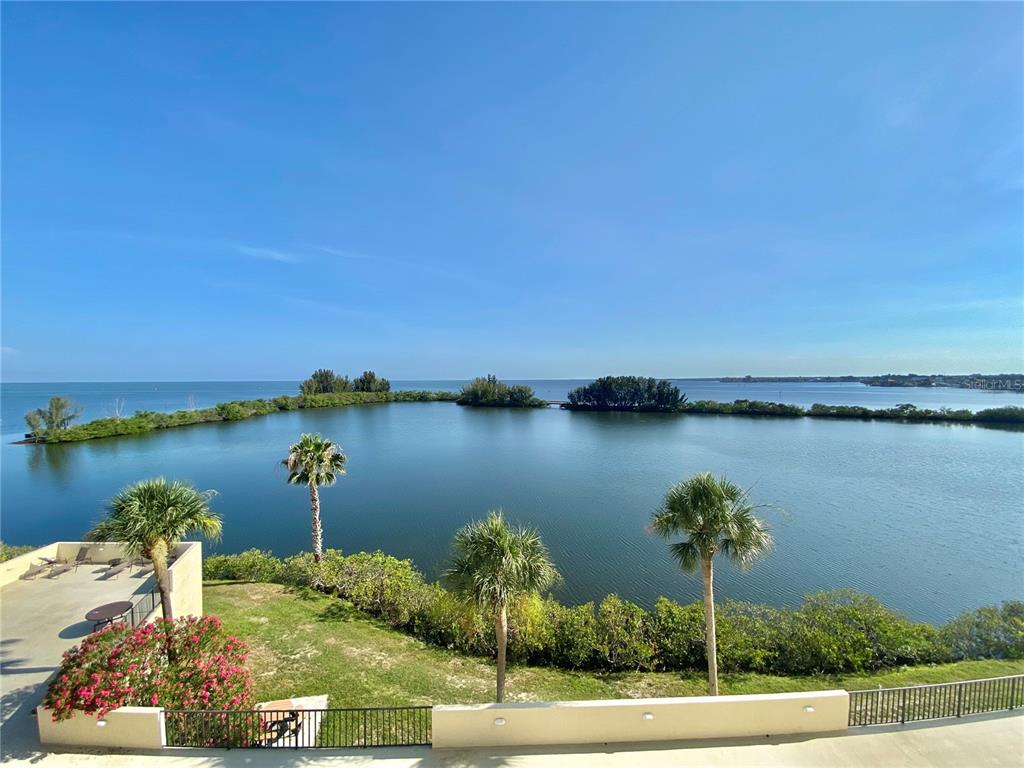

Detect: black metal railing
[128, 589, 160, 627]
[848, 674, 1023, 726]
[164, 706, 432, 748]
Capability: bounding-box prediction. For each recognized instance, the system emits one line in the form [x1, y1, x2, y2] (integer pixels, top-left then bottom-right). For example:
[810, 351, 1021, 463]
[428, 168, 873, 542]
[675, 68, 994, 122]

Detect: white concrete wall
[432, 690, 850, 748]
[37, 706, 165, 749]
[168, 542, 203, 619]
[0, 543, 59, 587]
[55, 541, 129, 565]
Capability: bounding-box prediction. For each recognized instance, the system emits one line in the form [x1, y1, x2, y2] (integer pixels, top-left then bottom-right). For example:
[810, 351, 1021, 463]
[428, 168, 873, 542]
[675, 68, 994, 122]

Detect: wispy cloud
[233, 244, 304, 264]
[311, 245, 376, 261]
[1, 346, 17, 356]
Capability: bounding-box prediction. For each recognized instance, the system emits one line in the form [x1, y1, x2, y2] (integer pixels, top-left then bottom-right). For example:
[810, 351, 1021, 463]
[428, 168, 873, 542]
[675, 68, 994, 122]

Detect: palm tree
[282, 433, 347, 562]
[446, 511, 559, 703]
[650, 472, 774, 696]
[89, 478, 221, 626]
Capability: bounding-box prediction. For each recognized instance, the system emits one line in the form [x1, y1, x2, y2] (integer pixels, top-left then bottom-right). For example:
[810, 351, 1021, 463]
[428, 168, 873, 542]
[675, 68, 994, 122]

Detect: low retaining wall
[432, 690, 850, 748]
[37, 706, 165, 749]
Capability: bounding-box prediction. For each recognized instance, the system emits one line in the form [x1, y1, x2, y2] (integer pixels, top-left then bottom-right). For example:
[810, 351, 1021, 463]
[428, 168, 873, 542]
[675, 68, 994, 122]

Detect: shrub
[508, 594, 554, 663]
[353, 371, 391, 393]
[200, 550, 1011, 676]
[546, 600, 601, 669]
[44, 616, 252, 720]
[651, 597, 705, 670]
[775, 591, 942, 674]
[457, 376, 546, 408]
[941, 602, 1024, 660]
[596, 594, 657, 670]
[0, 541, 35, 562]
[300, 369, 351, 395]
[203, 549, 283, 582]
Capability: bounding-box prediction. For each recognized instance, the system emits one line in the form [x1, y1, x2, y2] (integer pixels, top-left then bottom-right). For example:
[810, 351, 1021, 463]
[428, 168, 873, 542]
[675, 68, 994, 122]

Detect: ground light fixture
[803, 706, 816, 713]
[493, 717, 506, 726]
[96, 719, 107, 727]
[642, 712, 655, 721]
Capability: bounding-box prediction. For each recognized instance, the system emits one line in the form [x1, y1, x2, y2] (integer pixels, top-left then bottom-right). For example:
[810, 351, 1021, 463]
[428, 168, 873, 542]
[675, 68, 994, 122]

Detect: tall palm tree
[283, 433, 347, 562]
[89, 478, 221, 626]
[446, 511, 559, 703]
[650, 472, 774, 696]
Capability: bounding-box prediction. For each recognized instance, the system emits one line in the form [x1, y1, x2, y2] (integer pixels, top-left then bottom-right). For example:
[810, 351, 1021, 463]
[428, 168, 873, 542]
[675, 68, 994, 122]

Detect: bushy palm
[650, 472, 774, 695]
[283, 433, 347, 562]
[89, 478, 221, 626]
[447, 511, 559, 702]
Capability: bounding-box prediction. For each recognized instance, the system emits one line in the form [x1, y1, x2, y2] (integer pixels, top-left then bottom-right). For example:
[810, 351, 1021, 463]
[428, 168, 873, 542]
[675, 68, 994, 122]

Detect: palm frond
[446, 510, 560, 611]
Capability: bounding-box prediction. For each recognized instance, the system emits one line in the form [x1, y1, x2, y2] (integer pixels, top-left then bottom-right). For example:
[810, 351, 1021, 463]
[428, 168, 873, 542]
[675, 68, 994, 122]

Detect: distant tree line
[456, 375, 547, 408]
[300, 368, 391, 395]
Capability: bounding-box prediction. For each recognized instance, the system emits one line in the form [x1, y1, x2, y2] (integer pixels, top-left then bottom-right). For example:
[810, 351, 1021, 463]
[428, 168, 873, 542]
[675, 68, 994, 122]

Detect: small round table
[85, 600, 134, 630]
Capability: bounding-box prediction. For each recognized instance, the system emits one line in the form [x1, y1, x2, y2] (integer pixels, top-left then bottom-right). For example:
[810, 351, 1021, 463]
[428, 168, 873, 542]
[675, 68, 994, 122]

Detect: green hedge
[203, 548, 1023, 675]
[43, 390, 458, 443]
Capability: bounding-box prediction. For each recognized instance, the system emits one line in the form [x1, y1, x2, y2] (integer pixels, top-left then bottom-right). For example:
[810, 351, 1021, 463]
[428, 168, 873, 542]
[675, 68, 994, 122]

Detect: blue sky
[2, 3, 1021, 381]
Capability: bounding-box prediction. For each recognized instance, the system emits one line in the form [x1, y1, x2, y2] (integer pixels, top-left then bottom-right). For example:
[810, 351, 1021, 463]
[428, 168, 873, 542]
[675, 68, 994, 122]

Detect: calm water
[1, 381, 1022, 623]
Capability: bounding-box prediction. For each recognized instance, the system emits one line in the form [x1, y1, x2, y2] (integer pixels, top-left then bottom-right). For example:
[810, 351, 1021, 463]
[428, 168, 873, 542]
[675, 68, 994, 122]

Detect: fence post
[1011, 676, 1018, 711]
[900, 686, 907, 724]
[956, 683, 963, 718]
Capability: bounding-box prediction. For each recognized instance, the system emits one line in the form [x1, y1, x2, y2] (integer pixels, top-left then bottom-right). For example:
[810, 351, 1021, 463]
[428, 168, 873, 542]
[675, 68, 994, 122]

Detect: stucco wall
[168, 542, 203, 618]
[0, 543, 59, 587]
[37, 706, 165, 749]
[55, 541, 129, 565]
[432, 690, 850, 748]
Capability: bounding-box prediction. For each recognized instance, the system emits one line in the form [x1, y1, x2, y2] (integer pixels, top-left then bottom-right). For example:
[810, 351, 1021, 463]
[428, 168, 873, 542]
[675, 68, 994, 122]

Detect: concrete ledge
[37, 706, 166, 749]
[432, 690, 850, 748]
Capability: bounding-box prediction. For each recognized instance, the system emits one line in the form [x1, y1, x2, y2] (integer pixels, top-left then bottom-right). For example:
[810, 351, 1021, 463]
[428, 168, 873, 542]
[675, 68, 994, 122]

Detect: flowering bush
[44, 615, 253, 721]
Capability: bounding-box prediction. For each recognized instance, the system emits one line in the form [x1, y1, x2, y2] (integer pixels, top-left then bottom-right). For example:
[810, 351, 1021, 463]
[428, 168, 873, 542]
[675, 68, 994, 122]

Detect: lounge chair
[20, 562, 49, 580]
[103, 559, 132, 579]
[48, 563, 73, 578]
[71, 546, 94, 569]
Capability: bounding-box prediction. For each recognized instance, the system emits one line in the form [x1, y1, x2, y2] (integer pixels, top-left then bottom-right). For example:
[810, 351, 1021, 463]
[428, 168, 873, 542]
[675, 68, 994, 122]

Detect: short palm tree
[447, 511, 559, 703]
[89, 478, 221, 626]
[283, 433, 347, 562]
[650, 472, 774, 696]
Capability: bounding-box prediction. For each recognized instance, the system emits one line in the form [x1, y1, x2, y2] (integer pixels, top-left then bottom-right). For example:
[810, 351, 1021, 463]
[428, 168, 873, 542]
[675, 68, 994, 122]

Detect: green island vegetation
[456, 375, 547, 407]
[204, 581, 1024, 707]
[300, 368, 393, 395]
[563, 376, 1024, 426]
[203, 548, 1024, 679]
[22, 369, 457, 444]
[566, 376, 687, 411]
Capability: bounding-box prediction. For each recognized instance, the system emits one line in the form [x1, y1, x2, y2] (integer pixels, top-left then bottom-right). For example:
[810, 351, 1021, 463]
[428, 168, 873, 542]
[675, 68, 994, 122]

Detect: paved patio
[2, 712, 1021, 767]
[0, 560, 158, 757]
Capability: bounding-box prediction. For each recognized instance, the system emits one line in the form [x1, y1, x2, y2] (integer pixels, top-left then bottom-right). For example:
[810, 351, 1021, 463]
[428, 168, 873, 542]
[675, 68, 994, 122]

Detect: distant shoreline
[720, 374, 1023, 392]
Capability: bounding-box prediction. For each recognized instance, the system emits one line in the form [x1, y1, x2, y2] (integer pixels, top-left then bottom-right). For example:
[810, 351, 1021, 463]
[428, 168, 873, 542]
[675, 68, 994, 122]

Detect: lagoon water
[2, 380, 1022, 624]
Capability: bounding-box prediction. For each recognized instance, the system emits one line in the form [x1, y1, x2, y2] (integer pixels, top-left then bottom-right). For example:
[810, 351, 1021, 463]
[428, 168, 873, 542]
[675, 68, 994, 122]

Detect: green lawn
[204, 582, 1024, 708]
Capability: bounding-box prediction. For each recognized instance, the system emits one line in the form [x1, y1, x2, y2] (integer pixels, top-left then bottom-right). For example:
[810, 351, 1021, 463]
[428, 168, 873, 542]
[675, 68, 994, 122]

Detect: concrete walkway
[3, 712, 1021, 767]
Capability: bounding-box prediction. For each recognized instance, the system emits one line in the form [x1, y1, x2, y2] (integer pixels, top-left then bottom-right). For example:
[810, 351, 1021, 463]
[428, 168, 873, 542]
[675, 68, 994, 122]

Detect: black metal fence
[848, 674, 1023, 726]
[129, 589, 160, 627]
[164, 706, 432, 748]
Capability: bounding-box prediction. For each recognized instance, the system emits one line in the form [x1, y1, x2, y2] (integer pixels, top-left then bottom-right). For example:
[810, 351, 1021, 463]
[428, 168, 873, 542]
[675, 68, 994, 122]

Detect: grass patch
[204, 582, 1024, 707]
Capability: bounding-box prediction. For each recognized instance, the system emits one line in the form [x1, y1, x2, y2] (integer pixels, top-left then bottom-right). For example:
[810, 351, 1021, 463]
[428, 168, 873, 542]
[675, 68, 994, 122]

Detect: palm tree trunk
[309, 483, 323, 562]
[150, 539, 176, 662]
[495, 604, 508, 703]
[702, 557, 719, 696]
